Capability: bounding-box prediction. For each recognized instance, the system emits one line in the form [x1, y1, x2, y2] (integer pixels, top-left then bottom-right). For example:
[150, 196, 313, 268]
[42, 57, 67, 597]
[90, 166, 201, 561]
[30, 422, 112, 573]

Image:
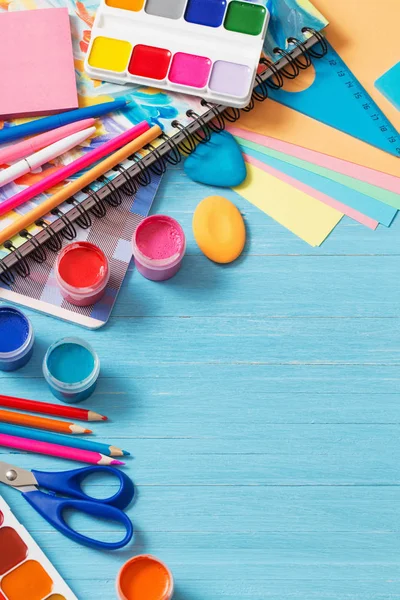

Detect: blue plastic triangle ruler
[267, 41, 400, 157]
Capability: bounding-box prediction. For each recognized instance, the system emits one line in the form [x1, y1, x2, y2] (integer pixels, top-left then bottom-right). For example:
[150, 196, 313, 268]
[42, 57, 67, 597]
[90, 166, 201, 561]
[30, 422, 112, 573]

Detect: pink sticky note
[0, 8, 78, 119]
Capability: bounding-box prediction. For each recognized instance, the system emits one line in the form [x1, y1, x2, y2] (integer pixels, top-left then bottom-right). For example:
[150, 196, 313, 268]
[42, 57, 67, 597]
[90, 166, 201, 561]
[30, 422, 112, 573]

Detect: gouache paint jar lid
[117, 555, 174, 600]
[43, 337, 100, 403]
[132, 215, 186, 282]
[0, 306, 34, 372]
[55, 241, 110, 306]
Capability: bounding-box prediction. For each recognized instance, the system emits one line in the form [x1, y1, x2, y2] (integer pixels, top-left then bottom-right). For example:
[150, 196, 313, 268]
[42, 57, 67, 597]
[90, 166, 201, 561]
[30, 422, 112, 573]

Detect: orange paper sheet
[239, 0, 400, 177]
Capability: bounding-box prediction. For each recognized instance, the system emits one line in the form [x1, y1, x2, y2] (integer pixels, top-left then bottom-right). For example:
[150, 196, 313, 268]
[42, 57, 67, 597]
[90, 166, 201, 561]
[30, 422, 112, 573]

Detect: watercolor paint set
[85, 0, 270, 108]
[0, 496, 77, 600]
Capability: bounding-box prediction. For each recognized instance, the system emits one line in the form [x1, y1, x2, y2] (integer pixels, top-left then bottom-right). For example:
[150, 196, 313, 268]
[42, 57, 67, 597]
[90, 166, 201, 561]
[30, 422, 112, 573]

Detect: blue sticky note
[375, 62, 400, 111]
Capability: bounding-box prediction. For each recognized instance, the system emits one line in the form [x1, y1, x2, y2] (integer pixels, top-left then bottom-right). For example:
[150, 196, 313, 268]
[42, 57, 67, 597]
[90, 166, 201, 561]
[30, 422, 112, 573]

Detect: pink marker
[0, 119, 96, 165]
[0, 433, 124, 465]
[0, 120, 151, 217]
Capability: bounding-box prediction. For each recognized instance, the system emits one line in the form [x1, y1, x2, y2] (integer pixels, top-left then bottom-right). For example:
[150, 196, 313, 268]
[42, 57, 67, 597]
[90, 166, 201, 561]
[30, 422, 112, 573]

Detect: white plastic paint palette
[85, 0, 270, 108]
[0, 497, 77, 600]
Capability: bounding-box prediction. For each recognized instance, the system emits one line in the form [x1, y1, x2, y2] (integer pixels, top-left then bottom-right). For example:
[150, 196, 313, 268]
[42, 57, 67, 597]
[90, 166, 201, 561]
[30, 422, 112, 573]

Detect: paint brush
[0, 433, 124, 466]
[0, 409, 91, 435]
[0, 393, 107, 421]
[0, 423, 129, 457]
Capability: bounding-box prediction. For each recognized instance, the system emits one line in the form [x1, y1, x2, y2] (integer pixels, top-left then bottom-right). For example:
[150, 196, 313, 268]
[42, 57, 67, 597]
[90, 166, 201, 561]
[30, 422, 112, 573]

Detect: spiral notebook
[0, 0, 328, 329]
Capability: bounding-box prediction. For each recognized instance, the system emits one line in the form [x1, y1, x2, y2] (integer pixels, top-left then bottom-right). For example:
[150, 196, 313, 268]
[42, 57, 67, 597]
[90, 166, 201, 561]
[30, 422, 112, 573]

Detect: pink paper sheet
[229, 126, 400, 195]
[244, 154, 379, 230]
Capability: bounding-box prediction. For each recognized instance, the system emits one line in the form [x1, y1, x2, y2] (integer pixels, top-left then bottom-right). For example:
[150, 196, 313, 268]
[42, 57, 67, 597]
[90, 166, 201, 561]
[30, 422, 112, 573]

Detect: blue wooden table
[1, 163, 399, 600]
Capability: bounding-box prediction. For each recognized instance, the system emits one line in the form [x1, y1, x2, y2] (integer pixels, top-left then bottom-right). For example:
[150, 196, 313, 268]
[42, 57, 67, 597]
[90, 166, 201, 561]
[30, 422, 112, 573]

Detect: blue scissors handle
[31, 466, 135, 510]
[22, 489, 134, 550]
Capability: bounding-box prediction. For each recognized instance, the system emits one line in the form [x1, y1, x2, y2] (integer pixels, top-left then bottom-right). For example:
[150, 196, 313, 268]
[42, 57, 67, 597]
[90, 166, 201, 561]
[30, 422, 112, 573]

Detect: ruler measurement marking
[323, 49, 400, 156]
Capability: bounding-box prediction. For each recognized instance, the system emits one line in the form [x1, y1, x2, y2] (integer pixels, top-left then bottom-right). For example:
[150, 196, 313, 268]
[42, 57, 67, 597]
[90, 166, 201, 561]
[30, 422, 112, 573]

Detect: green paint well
[224, 1, 266, 36]
[47, 342, 95, 384]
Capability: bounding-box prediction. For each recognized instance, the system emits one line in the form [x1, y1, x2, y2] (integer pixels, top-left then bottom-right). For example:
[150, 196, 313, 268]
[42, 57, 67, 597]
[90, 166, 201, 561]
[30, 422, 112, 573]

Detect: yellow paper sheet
[239, 0, 400, 177]
[234, 163, 343, 246]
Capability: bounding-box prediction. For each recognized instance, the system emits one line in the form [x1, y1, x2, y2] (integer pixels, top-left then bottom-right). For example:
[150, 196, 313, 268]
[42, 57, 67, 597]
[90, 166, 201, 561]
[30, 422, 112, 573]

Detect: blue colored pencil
[0, 99, 129, 144]
[0, 423, 129, 457]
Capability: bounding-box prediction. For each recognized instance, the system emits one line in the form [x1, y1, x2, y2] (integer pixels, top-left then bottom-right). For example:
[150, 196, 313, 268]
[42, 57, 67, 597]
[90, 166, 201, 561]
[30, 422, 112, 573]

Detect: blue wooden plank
[0, 164, 399, 599]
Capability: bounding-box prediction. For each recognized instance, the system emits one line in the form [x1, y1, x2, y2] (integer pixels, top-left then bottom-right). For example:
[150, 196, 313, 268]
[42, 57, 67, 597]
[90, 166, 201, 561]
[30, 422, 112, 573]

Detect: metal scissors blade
[0, 461, 38, 489]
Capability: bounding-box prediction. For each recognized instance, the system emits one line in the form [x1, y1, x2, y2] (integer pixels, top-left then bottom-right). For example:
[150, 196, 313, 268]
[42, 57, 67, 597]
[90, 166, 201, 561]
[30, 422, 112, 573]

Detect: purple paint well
[209, 60, 252, 98]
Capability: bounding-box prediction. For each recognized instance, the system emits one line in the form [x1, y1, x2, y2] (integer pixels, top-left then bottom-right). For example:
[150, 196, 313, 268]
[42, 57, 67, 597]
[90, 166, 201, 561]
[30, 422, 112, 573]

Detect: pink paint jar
[55, 241, 110, 306]
[132, 215, 186, 282]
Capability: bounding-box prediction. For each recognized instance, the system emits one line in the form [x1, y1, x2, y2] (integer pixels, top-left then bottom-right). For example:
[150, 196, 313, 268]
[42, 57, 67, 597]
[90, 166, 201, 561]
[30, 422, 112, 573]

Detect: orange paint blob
[1, 560, 53, 600]
[118, 555, 173, 600]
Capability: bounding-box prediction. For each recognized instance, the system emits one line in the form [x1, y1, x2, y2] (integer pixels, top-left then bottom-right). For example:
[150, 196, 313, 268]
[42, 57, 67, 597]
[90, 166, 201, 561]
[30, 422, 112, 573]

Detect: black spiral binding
[3, 241, 30, 279]
[0, 29, 327, 286]
[36, 220, 63, 253]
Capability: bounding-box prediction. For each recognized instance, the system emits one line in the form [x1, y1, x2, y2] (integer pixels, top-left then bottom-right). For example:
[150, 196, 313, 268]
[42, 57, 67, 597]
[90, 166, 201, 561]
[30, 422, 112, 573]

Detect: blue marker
[0, 98, 130, 144]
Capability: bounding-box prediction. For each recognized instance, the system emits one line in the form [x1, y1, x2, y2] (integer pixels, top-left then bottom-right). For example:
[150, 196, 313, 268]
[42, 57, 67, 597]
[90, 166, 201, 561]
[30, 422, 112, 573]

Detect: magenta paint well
[132, 215, 186, 281]
[168, 53, 211, 88]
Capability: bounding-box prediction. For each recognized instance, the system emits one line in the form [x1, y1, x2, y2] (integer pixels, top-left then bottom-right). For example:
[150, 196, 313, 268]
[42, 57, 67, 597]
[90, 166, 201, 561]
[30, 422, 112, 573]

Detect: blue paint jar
[43, 337, 100, 403]
[0, 306, 34, 371]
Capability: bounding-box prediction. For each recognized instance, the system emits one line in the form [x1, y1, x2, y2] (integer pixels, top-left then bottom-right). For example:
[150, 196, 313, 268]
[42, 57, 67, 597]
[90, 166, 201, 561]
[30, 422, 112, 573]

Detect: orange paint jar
[116, 555, 173, 600]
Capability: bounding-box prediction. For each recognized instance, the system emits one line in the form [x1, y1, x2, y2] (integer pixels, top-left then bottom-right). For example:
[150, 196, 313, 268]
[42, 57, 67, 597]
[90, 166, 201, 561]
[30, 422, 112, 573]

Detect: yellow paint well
[88, 37, 132, 73]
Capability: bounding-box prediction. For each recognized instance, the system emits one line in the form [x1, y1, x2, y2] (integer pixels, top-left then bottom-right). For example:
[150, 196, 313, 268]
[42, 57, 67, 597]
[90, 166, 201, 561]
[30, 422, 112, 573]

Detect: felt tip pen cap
[0, 119, 96, 165]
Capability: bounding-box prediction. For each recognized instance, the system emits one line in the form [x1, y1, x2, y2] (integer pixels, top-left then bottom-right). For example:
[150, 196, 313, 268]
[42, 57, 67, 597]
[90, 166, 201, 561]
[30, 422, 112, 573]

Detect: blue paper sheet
[242, 145, 398, 227]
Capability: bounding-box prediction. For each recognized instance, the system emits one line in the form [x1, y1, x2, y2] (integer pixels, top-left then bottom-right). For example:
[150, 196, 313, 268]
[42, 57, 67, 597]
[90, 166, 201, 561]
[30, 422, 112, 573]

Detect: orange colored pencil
[0, 409, 91, 434]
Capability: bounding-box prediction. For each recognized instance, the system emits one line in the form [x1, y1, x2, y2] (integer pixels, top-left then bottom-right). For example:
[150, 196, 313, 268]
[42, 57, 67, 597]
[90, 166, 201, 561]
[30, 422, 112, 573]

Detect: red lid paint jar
[55, 242, 110, 306]
[132, 215, 186, 282]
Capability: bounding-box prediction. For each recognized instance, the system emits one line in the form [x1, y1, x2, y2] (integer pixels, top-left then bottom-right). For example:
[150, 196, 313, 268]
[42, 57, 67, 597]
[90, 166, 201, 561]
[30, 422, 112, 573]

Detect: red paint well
[0, 527, 28, 575]
[129, 45, 172, 80]
[58, 242, 107, 289]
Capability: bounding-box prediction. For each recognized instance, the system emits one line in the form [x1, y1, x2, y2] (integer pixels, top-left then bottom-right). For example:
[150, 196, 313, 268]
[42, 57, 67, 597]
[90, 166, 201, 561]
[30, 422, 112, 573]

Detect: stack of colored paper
[228, 125, 399, 247]
[227, 0, 400, 247]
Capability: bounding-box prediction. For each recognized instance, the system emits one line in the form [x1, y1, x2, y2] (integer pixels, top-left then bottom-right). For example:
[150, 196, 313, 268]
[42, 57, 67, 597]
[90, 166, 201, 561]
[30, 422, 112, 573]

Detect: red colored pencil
[0, 394, 107, 422]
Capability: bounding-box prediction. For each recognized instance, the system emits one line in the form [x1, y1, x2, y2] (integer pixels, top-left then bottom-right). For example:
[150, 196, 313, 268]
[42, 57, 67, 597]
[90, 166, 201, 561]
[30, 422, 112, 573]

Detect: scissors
[0, 461, 135, 550]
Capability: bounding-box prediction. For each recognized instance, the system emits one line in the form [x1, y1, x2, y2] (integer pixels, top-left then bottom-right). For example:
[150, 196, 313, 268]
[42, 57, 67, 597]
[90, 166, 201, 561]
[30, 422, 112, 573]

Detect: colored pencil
[0, 394, 107, 421]
[0, 423, 129, 457]
[0, 119, 96, 164]
[0, 98, 129, 144]
[0, 433, 124, 466]
[0, 409, 91, 434]
[0, 125, 162, 244]
[0, 120, 152, 217]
